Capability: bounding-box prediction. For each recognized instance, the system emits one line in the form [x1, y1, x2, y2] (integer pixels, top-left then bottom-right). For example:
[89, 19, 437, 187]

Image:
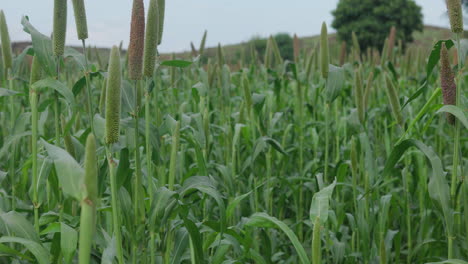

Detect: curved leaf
[436, 105, 468, 130]
[0, 211, 40, 242]
[310, 179, 336, 224]
[246, 213, 310, 264]
[0, 236, 50, 264]
[42, 139, 84, 201]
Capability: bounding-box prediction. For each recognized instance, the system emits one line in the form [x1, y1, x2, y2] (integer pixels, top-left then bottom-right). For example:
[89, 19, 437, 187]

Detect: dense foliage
[332, 0, 424, 51]
[0, 1, 467, 264]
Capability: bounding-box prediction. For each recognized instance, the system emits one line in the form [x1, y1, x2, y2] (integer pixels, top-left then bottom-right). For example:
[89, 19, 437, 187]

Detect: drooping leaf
[42, 139, 84, 201]
[0, 88, 22, 97]
[0, 237, 50, 264]
[32, 78, 76, 108]
[21, 16, 56, 77]
[0, 211, 40, 242]
[246, 213, 310, 264]
[309, 179, 337, 224]
[436, 105, 468, 130]
[326, 64, 345, 103]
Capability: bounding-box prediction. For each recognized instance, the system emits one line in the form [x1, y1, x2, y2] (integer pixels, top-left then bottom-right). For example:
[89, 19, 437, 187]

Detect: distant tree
[273, 33, 294, 61]
[332, 0, 423, 51]
[249, 33, 294, 62]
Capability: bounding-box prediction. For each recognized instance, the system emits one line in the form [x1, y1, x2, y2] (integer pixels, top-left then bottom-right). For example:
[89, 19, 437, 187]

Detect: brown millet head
[439, 42, 457, 125]
[128, 0, 145, 80]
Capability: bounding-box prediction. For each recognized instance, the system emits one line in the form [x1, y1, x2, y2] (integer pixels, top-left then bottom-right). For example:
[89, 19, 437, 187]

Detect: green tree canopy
[332, 0, 423, 51]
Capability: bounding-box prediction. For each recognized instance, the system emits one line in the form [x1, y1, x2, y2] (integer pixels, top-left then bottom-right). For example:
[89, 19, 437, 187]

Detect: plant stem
[31, 87, 39, 232]
[145, 77, 156, 264]
[447, 32, 463, 259]
[81, 40, 95, 135]
[8, 69, 16, 211]
[106, 145, 124, 264]
[132, 79, 144, 264]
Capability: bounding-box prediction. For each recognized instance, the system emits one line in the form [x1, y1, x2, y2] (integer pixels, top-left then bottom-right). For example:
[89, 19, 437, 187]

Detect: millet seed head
[105, 46, 122, 144]
[447, 0, 464, 33]
[71, 0, 88, 40]
[128, 0, 145, 80]
[320, 22, 329, 79]
[53, 0, 67, 57]
[0, 10, 13, 70]
[157, 0, 165, 45]
[439, 42, 457, 124]
[143, 0, 160, 77]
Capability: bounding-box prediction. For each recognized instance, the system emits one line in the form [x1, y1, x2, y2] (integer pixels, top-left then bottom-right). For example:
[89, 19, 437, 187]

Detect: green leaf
[21, 16, 56, 77]
[101, 236, 116, 264]
[0, 243, 33, 261]
[326, 64, 345, 103]
[39, 222, 61, 236]
[436, 105, 468, 130]
[0, 211, 40, 242]
[426, 260, 468, 264]
[252, 93, 266, 114]
[427, 40, 454, 77]
[64, 47, 86, 70]
[60, 223, 77, 264]
[42, 139, 84, 201]
[382, 139, 452, 234]
[0, 88, 22, 97]
[32, 78, 76, 107]
[309, 179, 336, 224]
[226, 192, 251, 219]
[171, 228, 190, 264]
[0, 236, 50, 264]
[0, 132, 31, 160]
[262, 136, 287, 155]
[378, 194, 392, 234]
[180, 176, 226, 232]
[161, 60, 193, 68]
[150, 187, 178, 229]
[12, 45, 34, 77]
[72, 71, 104, 96]
[246, 213, 310, 264]
[116, 148, 133, 190]
[181, 216, 204, 263]
[403, 40, 454, 109]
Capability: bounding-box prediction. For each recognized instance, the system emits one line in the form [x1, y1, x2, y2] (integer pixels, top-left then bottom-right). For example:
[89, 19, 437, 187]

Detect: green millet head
[157, 0, 165, 45]
[217, 43, 225, 66]
[0, 10, 13, 70]
[384, 74, 404, 126]
[320, 22, 329, 79]
[352, 31, 361, 62]
[143, 0, 160, 77]
[339, 41, 346, 66]
[199, 30, 207, 55]
[71, 0, 88, 40]
[53, 0, 67, 56]
[105, 46, 122, 144]
[128, 0, 145, 80]
[84, 133, 98, 204]
[354, 66, 364, 124]
[440, 42, 457, 124]
[447, 0, 464, 33]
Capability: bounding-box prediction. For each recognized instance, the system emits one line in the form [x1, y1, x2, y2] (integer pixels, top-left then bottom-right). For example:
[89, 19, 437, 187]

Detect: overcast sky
[1, 0, 451, 53]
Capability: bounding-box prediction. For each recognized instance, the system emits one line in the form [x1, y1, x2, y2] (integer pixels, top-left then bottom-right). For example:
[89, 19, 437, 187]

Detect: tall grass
[0, 3, 466, 264]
